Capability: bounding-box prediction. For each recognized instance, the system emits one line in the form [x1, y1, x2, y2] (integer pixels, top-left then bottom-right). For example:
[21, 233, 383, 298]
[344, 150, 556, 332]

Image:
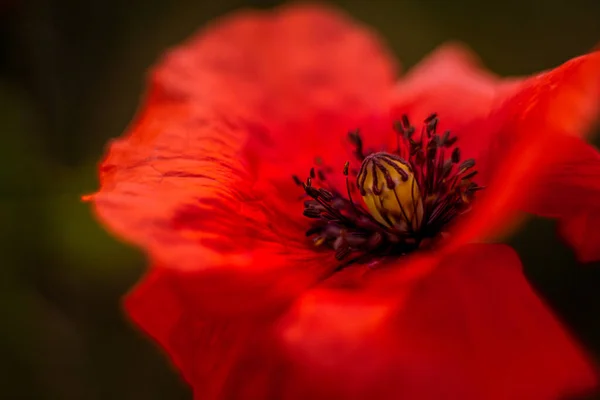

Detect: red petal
[279, 244, 597, 400]
[90, 4, 398, 313]
[125, 269, 188, 377]
[384, 43, 521, 247]
[523, 135, 600, 262]
[560, 213, 600, 263]
[126, 268, 287, 399]
[454, 51, 600, 245]
[153, 3, 398, 190]
[388, 43, 517, 162]
[481, 50, 600, 182]
[154, 4, 397, 118]
[522, 136, 600, 217]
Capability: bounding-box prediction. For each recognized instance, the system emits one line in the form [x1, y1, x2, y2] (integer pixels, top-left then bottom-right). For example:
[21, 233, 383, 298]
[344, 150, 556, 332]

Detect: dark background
[1, 0, 599, 399]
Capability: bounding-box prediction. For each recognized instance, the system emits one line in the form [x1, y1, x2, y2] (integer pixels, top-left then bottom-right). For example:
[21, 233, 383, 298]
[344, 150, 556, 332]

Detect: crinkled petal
[154, 3, 398, 189]
[481, 50, 600, 181]
[453, 51, 600, 245]
[279, 244, 597, 400]
[92, 9, 600, 399]
[90, 4, 398, 314]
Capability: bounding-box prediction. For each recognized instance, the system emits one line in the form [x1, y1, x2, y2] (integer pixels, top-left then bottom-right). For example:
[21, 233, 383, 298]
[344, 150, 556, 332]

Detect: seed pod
[356, 152, 423, 232]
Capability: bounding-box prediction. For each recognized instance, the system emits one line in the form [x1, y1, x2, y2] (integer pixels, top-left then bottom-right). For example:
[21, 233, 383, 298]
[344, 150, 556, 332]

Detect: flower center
[294, 113, 483, 264]
[357, 152, 424, 232]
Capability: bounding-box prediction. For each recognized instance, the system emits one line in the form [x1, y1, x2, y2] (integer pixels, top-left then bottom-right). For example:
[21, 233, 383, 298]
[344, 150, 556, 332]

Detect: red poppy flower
[87, 4, 600, 400]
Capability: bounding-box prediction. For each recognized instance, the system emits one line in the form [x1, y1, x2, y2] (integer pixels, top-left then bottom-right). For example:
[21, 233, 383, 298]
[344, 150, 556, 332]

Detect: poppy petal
[453, 51, 600, 245]
[559, 213, 600, 263]
[153, 3, 398, 186]
[388, 43, 518, 163]
[481, 50, 600, 182]
[154, 3, 397, 118]
[90, 4, 398, 313]
[523, 135, 600, 262]
[126, 268, 288, 399]
[125, 269, 188, 378]
[279, 244, 597, 400]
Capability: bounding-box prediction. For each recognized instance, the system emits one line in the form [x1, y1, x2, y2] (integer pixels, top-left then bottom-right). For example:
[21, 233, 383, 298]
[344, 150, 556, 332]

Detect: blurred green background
[1, 0, 599, 399]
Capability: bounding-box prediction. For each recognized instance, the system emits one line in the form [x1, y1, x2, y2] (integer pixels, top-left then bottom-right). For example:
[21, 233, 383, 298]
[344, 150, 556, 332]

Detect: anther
[319, 188, 334, 201]
[440, 130, 450, 145]
[303, 208, 322, 218]
[451, 147, 461, 163]
[458, 159, 475, 172]
[314, 236, 326, 246]
[462, 171, 478, 181]
[401, 115, 410, 128]
[442, 160, 453, 178]
[304, 184, 321, 199]
[424, 113, 438, 123]
[393, 121, 405, 135]
[348, 130, 365, 160]
[445, 136, 458, 147]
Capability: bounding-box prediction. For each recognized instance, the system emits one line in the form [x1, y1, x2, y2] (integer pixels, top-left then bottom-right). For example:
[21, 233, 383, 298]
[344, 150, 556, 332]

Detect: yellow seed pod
[356, 153, 423, 232]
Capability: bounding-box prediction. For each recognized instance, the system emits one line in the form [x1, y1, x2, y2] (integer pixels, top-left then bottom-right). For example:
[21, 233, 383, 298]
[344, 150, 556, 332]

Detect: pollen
[357, 153, 423, 232]
[295, 113, 483, 264]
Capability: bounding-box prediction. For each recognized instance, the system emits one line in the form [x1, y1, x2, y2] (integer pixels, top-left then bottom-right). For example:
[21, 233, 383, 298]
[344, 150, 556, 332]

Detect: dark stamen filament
[295, 113, 482, 265]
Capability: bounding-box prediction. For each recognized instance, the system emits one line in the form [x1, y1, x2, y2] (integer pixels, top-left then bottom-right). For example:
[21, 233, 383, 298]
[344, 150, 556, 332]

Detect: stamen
[297, 114, 482, 264]
[348, 130, 365, 161]
[317, 169, 327, 181]
[451, 147, 461, 163]
[343, 161, 358, 213]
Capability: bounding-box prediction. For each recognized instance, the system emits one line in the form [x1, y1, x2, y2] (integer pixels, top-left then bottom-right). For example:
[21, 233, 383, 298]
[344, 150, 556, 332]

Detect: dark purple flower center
[294, 114, 483, 264]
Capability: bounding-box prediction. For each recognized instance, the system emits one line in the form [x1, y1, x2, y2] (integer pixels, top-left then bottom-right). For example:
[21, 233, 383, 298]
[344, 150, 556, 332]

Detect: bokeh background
[1, 0, 599, 398]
